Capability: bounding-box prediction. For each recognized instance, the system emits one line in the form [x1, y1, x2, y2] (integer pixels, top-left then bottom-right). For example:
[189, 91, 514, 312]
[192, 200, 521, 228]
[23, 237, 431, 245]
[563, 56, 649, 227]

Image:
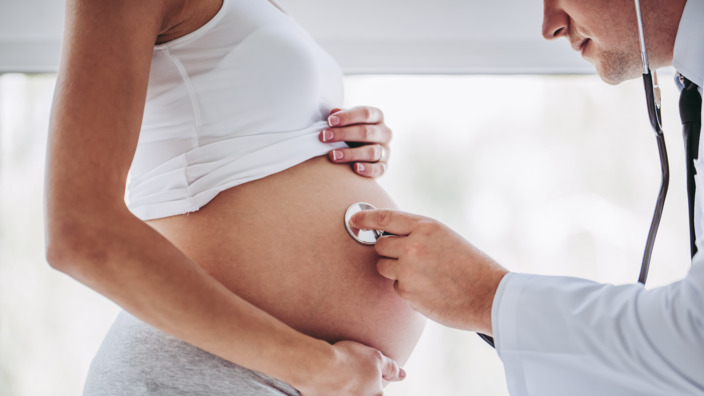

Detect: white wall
[0, 0, 592, 74]
[0, 0, 65, 72]
[282, 0, 591, 74]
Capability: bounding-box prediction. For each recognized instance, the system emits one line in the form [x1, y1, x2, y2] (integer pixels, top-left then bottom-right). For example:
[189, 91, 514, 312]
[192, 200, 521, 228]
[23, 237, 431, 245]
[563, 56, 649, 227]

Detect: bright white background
[0, 71, 691, 395]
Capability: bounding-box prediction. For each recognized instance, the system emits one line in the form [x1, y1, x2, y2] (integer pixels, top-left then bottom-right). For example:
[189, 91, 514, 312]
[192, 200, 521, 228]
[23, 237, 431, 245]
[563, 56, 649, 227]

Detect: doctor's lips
[572, 38, 591, 56]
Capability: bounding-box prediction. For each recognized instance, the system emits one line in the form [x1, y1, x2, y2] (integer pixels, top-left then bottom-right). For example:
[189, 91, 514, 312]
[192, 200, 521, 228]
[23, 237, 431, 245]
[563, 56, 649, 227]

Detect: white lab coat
[492, 1, 704, 394]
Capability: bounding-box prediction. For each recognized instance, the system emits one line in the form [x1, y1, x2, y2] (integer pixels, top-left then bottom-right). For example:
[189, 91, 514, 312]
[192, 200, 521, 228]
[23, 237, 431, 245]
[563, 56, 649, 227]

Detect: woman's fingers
[321, 106, 392, 178]
[353, 162, 386, 178]
[379, 353, 405, 382]
[321, 123, 392, 145]
[327, 106, 384, 127]
[327, 145, 387, 178]
[328, 144, 386, 163]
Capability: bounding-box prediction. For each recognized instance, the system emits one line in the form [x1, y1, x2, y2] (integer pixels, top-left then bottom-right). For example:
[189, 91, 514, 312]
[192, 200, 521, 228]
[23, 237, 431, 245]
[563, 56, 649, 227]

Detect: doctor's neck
[637, 0, 686, 69]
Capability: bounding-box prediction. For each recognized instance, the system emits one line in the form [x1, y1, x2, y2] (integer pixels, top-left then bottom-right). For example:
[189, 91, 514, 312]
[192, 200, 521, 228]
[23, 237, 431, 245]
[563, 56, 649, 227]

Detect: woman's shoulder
[67, 0, 222, 45]
[156, 0, 225, 44]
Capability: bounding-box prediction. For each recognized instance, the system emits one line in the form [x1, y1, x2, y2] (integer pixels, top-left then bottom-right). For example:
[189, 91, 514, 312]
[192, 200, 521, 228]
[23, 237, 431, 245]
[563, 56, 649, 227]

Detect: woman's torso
[136, 0, 425, 363]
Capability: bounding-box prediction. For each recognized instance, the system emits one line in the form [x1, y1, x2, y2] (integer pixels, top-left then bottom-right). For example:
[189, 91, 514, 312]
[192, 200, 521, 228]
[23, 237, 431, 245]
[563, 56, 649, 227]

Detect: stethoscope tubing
[635, 0, 669, 285]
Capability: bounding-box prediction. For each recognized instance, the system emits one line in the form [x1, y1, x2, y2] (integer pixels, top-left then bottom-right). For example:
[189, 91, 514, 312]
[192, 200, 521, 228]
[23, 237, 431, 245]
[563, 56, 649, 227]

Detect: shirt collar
[674, 0, 704, 88]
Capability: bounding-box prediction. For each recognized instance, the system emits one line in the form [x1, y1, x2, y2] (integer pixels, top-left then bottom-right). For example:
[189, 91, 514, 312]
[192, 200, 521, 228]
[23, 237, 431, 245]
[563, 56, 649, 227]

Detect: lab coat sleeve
[492, 256, 704, 396]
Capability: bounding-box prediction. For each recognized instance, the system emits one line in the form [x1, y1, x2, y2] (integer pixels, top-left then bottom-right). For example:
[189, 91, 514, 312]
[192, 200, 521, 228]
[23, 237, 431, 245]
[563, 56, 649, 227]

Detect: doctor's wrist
[474, 267, 509, 336]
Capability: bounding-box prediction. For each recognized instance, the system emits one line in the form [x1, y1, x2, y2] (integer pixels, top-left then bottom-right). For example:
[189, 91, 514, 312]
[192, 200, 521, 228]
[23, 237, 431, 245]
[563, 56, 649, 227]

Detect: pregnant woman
[45, 0, 425, 395]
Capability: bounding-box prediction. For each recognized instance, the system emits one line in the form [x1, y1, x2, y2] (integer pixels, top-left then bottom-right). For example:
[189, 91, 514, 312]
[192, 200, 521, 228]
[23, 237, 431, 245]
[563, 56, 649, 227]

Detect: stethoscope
[343, 0, 668, 349]
[634, 0, 668, 285]
[344, 202, 392, 244]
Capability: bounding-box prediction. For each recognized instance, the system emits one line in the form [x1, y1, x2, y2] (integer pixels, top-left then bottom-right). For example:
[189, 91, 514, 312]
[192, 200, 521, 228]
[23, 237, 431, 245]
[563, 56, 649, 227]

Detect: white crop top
[127, 0, 347, 220]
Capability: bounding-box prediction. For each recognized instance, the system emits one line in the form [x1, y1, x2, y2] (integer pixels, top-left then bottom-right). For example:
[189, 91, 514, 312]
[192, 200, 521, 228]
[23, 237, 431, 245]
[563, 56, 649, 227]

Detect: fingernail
[356, 163, 366, 173]
[332, 150, 343, 161]
[328, 115, 340, 126]
[399, 368, 407, 379]
[321, 130, 334, 142]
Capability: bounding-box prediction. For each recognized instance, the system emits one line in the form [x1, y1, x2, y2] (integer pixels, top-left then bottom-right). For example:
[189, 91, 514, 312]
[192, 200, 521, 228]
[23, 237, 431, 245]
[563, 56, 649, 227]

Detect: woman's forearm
[46, 206, 332, 388]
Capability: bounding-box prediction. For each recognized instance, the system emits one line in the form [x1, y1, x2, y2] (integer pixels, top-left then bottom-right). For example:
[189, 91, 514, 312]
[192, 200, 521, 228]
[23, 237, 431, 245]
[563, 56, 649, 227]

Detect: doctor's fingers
[376, 258, 400, 282]
[350, 209, 426, 236]
[377, 256, 425, 304]
[373, 233, 409, 260]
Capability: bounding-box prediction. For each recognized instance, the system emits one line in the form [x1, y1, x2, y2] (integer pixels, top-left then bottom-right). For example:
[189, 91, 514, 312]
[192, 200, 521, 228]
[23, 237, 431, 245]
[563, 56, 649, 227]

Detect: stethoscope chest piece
[345, 202, 384, 245]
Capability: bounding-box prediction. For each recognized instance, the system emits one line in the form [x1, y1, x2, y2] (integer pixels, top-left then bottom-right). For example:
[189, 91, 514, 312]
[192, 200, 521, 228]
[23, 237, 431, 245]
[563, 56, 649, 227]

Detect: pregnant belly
[146, 156, 425, 364]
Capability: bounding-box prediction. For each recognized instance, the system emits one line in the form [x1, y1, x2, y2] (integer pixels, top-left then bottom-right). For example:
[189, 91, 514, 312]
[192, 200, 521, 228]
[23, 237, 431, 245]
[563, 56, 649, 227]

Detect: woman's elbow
[44, 218, 109, 276]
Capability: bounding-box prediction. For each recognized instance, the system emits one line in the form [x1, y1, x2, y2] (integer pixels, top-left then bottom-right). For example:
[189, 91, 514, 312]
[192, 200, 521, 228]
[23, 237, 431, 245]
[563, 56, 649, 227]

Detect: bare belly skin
[147, 156, 426, 364]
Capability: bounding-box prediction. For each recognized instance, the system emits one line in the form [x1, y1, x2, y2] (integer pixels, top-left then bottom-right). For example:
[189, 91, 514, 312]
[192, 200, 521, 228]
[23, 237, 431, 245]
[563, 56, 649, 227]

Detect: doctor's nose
[542, 0, 569, 40]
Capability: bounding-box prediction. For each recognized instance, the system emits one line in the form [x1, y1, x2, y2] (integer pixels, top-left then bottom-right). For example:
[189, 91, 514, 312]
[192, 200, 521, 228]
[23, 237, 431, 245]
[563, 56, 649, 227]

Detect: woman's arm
[45, 1, 400, 394]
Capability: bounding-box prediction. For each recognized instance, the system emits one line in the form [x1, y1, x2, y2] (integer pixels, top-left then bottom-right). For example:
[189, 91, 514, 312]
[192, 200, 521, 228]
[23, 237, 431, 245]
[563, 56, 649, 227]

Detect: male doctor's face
[542, 0, 643, 85]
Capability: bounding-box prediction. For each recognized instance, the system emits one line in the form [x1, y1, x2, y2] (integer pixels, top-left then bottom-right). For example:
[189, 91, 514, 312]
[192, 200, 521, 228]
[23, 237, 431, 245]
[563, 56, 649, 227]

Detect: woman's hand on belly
[320, 106, 392, 178]
[297, 340, 404, 396]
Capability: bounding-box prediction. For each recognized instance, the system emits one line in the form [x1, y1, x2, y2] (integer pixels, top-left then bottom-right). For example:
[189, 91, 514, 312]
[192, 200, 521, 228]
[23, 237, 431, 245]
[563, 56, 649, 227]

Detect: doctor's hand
[320, 106, 391, 178]
[350, 209, 509, 335]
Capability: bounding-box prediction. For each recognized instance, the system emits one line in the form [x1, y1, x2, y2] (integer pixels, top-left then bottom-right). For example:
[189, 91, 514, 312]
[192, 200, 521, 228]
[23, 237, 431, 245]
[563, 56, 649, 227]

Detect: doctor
[351, 0, 703, 394]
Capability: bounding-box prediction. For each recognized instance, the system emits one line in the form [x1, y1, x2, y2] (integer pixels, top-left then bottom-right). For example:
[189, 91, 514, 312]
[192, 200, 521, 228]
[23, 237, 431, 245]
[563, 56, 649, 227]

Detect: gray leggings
[83, 311, 300, 396]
